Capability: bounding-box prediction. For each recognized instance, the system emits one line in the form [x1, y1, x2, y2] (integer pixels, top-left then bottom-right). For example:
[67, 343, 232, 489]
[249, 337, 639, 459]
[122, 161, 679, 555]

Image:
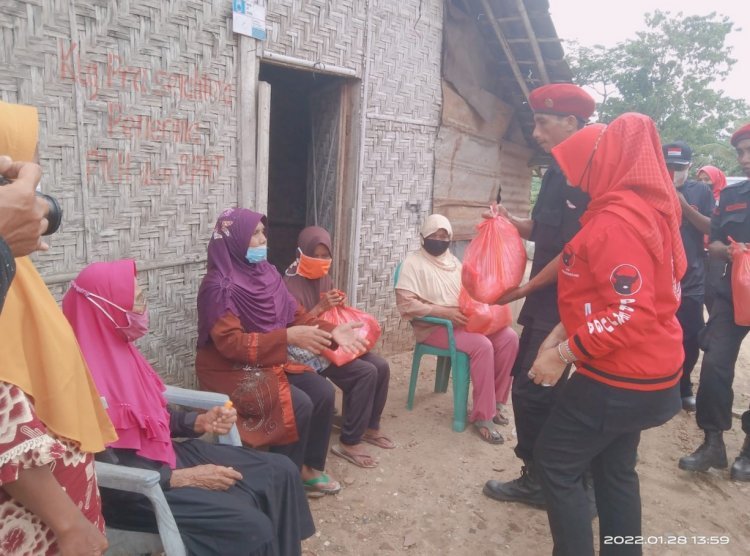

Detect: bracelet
[563, 340, 576, 362]
[557, 341, 575, 365]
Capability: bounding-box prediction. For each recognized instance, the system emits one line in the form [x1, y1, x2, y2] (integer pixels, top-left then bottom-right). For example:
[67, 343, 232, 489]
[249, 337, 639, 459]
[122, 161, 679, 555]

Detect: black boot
[678, 430, 728, 471]
[483, 462, 546, 508]
[730, 436, 750, 481]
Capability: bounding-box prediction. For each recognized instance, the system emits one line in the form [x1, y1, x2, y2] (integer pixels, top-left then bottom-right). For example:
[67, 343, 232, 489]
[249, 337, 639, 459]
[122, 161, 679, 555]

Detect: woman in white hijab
[396, 214, 519, 443]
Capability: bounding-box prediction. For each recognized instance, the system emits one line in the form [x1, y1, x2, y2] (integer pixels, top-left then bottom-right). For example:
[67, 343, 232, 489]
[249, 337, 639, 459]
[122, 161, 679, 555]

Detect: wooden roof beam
[478, 0, 530, 98]
[514, 0, 550, 84]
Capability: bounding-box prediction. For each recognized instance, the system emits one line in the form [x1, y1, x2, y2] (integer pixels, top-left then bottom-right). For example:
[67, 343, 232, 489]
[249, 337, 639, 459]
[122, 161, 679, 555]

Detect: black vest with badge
[709, 179, 750, 300]
[519, 162, 589, 329]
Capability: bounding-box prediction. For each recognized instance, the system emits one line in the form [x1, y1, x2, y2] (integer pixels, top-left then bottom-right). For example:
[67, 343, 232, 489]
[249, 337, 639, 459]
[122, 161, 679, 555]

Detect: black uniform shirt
[678, 180, 714, 299]
[518, 162, 589, 329]
[709, 179, 750, 301]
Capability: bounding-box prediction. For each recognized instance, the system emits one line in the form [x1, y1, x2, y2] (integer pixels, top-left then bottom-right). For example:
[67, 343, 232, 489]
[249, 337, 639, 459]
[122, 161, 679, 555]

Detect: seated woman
[62, 260, 315, 556]
[284, 226, 394, 469]
[196, 208, 368, 495]
[395, 214, 519, 444]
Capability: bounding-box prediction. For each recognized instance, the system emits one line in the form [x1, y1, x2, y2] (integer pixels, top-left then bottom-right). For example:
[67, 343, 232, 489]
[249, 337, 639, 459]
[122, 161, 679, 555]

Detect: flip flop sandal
[474, 421, 504, 445]
[303, 472, 342, 495]
[331, 444, 378, 468]
[361, 433, 396, 449]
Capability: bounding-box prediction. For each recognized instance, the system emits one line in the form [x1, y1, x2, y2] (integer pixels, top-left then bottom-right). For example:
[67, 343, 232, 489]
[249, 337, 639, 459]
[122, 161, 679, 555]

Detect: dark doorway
[259, 64, 344, 274]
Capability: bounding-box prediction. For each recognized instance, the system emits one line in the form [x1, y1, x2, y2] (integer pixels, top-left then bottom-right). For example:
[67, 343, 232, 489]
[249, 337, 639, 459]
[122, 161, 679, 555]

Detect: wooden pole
[255, 80, 271, 215]
[238, 36, 260, 208]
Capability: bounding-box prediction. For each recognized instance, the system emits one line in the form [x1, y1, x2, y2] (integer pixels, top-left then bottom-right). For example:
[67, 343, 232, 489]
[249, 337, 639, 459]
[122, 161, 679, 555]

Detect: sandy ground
[300, 341, 750, 556]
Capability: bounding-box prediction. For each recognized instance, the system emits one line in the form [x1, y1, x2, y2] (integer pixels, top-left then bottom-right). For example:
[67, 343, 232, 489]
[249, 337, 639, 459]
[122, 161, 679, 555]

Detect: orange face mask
[296, 249, 332, 279]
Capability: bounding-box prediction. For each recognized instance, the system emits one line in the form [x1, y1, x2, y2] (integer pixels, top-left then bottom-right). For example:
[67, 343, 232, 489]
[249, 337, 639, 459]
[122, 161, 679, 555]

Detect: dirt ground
[301, 340, 750, 556]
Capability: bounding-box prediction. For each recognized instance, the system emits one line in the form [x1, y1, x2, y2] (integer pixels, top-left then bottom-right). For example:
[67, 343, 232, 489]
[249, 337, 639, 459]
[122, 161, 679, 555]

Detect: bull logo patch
[610, 264, 642, 296]
[562, 247, 575, 268]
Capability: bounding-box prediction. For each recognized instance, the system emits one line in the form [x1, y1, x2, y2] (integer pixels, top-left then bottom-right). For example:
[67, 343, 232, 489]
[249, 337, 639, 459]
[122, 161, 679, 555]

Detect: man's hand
[287, 325, 333, 354]
[170, 465, 243, 490]
[195, 405, 238, 435]
[729, 240, 748, 260]
[0, 156, 49, 256]
[481, 202, 510, 220]
[495, 285, 528, 305]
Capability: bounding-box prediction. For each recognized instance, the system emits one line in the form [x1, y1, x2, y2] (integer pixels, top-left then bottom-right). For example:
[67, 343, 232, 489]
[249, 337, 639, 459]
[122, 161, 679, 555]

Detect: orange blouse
[196, 305, 335, 447]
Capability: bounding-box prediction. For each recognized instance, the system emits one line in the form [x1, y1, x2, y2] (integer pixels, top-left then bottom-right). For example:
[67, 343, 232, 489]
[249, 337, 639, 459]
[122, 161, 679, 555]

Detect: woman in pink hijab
[63, 259, 314, 556]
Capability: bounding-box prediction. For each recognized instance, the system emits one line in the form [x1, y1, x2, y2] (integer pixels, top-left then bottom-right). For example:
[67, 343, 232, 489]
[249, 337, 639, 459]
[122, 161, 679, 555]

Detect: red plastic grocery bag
[459, 288, 512, 335]
[730, 240, 750, 325]
[461, 212, 526, 303]
[318, 305, 382, 366]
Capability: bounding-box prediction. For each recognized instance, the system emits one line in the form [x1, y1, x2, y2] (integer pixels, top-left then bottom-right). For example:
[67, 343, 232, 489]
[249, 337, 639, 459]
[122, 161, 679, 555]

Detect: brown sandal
[361, 432, 396, 449]
[331, 444, 378, 468]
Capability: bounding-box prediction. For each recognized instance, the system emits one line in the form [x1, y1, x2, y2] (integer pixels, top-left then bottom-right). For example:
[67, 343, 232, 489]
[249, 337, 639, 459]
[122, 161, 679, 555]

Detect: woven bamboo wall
[264, 0, 367, 73]
[1, 0, 239, 386]
[356, 0, 444, 355]
[2, 0, 453, 376]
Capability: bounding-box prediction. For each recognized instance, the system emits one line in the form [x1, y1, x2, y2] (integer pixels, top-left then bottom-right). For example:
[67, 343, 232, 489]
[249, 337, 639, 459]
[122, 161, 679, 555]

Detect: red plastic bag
[318, 305, 382, 366]
[730, 240, 750, 325]
[459, 288, 512, 335]
[461, 212, 526, 303]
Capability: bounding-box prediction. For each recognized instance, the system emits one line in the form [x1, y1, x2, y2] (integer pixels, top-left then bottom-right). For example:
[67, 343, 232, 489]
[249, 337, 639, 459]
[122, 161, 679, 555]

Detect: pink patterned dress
[0, 381, 104, 555]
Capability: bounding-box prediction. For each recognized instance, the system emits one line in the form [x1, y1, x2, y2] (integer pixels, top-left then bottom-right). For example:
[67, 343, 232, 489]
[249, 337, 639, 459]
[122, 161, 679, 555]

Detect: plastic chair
[96, 385, 242, 556]
[394, 262, 471, 432]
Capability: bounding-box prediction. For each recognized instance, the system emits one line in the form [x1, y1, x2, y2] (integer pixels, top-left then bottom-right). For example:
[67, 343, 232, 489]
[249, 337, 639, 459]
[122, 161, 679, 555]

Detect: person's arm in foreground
[3, 467, 108, 555]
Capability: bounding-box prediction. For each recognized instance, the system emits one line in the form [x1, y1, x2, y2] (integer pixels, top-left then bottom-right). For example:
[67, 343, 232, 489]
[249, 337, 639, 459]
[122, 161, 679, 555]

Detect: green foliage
[568, 10, 750, 176]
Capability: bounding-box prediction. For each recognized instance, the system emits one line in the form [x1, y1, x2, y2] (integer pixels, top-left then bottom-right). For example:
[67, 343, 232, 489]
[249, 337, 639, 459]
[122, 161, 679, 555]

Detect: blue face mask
[245, 245, 268, 264]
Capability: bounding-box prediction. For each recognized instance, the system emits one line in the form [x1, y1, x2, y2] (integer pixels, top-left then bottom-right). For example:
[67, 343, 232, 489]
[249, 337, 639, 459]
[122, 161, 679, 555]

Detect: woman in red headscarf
[528, 113, 685, 556]
[284, 226, 393, 469]
[696, 165, 728, 203]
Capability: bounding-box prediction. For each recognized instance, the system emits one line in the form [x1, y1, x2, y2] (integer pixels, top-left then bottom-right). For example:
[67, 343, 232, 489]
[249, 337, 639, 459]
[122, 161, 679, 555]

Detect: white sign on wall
[232, 0, 267, 40]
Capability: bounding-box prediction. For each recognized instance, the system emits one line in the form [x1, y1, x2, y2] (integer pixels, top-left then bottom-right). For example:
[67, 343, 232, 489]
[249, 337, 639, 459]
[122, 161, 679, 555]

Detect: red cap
[528, 84, 595, 121]
[731, 122, 750, 147]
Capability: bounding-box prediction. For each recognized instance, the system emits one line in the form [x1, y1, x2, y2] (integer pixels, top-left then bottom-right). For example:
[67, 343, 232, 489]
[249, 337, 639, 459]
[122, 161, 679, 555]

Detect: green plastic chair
[394, 262, 470, 432]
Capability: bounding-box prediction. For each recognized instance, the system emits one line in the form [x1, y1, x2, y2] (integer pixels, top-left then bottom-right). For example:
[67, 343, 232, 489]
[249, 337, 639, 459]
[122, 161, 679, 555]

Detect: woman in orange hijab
[0, 101, 116, 555]
[528, 113, 685, 556]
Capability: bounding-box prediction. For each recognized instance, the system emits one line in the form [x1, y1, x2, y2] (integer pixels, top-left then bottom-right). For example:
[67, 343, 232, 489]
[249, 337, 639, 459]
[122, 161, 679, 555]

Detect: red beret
[528, 84, 595, 121]
[731, 122, 750, 147]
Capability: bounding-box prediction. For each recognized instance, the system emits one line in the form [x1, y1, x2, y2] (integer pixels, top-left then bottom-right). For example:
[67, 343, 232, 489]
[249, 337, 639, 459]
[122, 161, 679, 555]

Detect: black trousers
[675, 296, 704, 398]
[271, 372, 335, 470]
[696, 295, 750, 433]
[704, 258, 726, 314]
[511, 324, 570, 462]
[321, 352, 390, 445]
[534, 374, 680, 556]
